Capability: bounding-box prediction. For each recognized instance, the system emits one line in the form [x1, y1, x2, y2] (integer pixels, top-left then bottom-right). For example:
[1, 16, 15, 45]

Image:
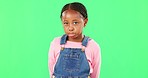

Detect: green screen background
[0, 0, 148, 78]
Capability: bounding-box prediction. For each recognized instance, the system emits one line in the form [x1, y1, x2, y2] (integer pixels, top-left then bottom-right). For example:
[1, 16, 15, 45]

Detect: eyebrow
[72, 19, 79, 21]
[62, 19, 79, 22]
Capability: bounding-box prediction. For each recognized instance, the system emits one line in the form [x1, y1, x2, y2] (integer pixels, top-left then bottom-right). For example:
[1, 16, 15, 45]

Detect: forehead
[62, 9, 83, 20]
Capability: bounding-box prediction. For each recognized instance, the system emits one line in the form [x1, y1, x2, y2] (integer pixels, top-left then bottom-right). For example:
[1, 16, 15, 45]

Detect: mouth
[67, 33, 75, 37]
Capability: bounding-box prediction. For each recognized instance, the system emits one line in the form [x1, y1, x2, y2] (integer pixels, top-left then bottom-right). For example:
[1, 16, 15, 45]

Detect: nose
[68, 24, 74, 31]
[68, 26, 74, 31]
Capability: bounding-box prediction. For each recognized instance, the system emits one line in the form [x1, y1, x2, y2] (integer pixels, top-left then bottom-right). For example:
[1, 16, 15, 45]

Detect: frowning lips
[67, 33, 76, 37]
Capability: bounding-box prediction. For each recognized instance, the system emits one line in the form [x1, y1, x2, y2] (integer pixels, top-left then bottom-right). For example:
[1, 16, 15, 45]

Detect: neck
[67, 34, 84, 42]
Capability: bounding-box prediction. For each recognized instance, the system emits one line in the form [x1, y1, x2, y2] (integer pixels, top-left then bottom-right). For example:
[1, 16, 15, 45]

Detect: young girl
[48, 2, 101, 78]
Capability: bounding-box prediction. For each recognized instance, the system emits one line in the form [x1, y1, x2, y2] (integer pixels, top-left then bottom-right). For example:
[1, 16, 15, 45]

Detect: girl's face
[61, 9, 88, 41]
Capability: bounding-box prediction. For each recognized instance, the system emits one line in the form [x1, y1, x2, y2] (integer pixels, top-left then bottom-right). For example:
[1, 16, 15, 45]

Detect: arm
[90, 43, 101, 78]
[48, 39, 56, 78]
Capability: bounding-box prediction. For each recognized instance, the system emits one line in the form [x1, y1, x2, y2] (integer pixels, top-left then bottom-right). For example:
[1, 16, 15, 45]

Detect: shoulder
[86, 38, 101, 56]
[50, 36, 62, 46]
[87, 38, 100, 49]
[49, 36, 63, 52]
[85, 37, 101, 61]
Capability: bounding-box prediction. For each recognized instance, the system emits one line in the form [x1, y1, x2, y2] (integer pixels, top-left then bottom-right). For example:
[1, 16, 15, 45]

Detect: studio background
[0, 0, 148, 78]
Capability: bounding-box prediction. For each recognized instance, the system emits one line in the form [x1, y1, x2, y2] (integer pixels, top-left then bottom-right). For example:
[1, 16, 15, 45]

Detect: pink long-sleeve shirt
[48, 36, 101, 78]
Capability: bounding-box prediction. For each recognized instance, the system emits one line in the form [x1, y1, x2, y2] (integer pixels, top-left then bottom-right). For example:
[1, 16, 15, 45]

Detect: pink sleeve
[48, 39, 56, 78]
[90, 42, 101, 78]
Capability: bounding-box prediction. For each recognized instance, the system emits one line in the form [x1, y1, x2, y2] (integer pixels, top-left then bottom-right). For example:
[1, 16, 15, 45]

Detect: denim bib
[53, 34, 90, 78]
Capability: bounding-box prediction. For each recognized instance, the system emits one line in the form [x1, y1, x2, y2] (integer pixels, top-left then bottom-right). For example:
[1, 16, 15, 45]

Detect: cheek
[63, 26, 68, 32]
[76, 26, 83, 32]
[63, 27, 66, 31]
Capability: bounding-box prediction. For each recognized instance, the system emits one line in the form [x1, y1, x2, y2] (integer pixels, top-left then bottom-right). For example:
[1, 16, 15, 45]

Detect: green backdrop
[0, 0, 148, 78]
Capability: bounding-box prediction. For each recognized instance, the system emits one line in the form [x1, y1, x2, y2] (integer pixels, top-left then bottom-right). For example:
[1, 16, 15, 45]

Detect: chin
[68, 35, 78, 39]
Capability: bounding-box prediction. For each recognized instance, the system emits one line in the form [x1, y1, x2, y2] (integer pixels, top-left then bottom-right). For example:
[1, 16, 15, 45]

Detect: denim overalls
[53, 34, 90, 78]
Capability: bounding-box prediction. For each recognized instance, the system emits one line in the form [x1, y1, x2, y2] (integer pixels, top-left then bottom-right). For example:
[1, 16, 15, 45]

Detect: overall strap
[82, 36, 90, 47]
[60, 34, 91, 47]
[60, 34, 67, 45]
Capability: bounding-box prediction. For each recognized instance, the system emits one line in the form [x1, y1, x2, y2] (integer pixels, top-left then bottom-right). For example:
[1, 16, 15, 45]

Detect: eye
[63, 22, 68, 25]
[73, 22, 78, 24]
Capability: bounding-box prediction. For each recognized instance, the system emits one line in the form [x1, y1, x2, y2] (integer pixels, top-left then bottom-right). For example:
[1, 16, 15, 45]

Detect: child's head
[60, 2, 88, 40]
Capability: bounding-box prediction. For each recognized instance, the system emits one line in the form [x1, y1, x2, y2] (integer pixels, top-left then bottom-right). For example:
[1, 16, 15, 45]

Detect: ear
[84, 18, 88, 27]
